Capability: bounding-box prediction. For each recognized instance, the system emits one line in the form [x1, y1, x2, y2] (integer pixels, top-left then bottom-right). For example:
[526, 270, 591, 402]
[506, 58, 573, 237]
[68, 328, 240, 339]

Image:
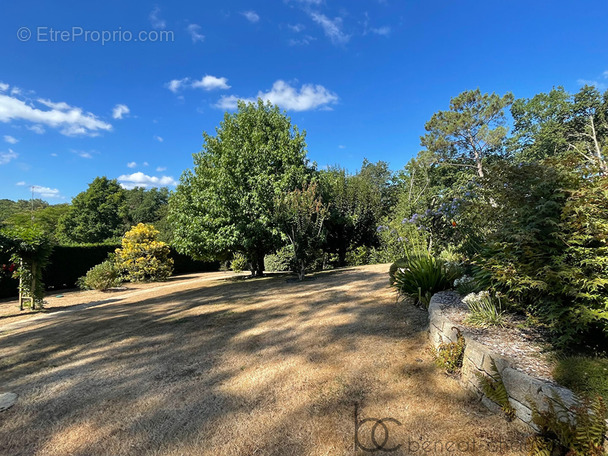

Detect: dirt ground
[0, 264, 528, 456]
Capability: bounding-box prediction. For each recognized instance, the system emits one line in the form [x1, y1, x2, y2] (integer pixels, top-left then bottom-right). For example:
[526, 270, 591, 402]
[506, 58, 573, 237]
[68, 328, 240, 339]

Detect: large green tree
[511, 85, 608, 175]
[169, 99, 312, 276]
[319, 163, 387, 266]
[120, 187, 170, 239]
[276, 182, 328, 280]
[57, 177, 126, 243]
[421, 89, 514, 177]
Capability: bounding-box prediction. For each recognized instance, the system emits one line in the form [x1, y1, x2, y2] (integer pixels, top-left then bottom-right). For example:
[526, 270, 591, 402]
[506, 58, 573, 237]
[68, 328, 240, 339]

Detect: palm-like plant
[391, 253, 461, 308]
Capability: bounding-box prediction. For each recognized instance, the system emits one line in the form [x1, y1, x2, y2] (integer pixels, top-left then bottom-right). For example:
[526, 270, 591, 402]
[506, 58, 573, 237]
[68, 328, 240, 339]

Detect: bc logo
[354, 403, 402, 453]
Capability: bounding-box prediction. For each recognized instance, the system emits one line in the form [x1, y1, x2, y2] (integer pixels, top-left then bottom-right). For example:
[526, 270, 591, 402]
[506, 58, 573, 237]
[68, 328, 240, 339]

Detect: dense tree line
[3, 87, 607, 351]
[1, 180, 170, 244]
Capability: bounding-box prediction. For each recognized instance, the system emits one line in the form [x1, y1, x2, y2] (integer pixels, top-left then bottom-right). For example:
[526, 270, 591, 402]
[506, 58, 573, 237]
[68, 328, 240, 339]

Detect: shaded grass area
[0, 264, 526, 456]
[553, 355, 608, 406]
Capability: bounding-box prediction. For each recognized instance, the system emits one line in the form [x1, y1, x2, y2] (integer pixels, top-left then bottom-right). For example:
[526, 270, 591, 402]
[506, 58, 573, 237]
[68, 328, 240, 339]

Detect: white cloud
[216, 80, 338, 112]
[371, 26, 391, 36]
[166, 75, 230, 93]
[127, 161, 137, 168]
[288, 24, 305, 33]
[16, 181, 26, 186]
[50, 152, 58, 157]
[309, 12, 350, 44]
[167, 79, 185, 93]
[32, 185, 61, 198]
[27, 124, 45, 134]
[289, 35, 315, 46]
[118, 172, 177, 189]
[143, 161, 149, 166]
[149, 7, 166, 30]
[338, 145, 346, 149]
[0, 82, 8, 92]
[192, 75, 231, 91]
[156, 166, 167, 172]
[73, 150, 93, 159]
[154, 135, 164, 142]
[186, 24, 205, 43]
[112, 104, 130, 119]
[577, 79, 607, 90]
[0, 92, 111, 137]
[242, 11, 260, 23]
[4, 135, 18, 144]
[0, 149, 18, 164]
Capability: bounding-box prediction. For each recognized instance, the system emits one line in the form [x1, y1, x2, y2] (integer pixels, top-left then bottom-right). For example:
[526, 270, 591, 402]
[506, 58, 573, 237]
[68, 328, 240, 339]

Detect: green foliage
[169, 99, 311, 276]
[1, 203, 71, 241]
[120, 187, 170, 238]
[319, 160, 395, 267]
[276, 182, 328, 280]
[115, 224, 173, 282]
[528, 394, 607, 456]
[432, 330, 465, 374]
[345, 245, 372, 266]
[0, 226, 53, 308]
[264, 245, 294, 272]
[58, 177, 126, 244]
[391, 253, 461, 308]
[230, 253, 249, 273]
[463, 291, 507, 328]
[553, 356, 608, 407]
[475, 358, 515, 420]
[421, 89, 514, 177]
[388, 258, 408, 285]
[454, 275, 483, 295]
[77, 260, 122, 291]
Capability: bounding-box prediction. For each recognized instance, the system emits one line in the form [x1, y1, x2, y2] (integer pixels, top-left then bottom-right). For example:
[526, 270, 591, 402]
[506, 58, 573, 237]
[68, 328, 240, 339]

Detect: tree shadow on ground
[0, 265, 525, 456]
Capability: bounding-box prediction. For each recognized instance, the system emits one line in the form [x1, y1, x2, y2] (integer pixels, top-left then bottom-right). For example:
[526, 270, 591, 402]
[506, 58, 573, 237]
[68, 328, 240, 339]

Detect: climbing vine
[0, 227, 53, 309]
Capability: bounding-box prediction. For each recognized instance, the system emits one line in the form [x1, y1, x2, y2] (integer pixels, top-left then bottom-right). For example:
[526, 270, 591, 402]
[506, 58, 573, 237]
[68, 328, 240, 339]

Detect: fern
[475, 357, 516, 421]
[528, 393, 607, 456]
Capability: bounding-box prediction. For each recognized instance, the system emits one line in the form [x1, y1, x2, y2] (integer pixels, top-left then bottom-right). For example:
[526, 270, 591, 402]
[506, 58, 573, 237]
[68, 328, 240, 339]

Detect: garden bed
[434, 291, 554, 382]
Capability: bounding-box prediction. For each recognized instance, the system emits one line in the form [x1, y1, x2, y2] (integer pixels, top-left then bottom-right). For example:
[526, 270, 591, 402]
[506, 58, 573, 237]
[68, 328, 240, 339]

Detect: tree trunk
[298, 259, 306, 281]
[253, 252, 264, 277]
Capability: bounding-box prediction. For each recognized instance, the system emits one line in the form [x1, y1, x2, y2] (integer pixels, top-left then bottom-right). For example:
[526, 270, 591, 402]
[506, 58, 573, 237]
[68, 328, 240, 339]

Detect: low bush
[230, 253, 249, 272]
[463, 291, 507, 328]
[391, 254, 461, 307]
[77, 260, 122, 291]
[264, 245, 294, 272]
[345, 246, 371, 266]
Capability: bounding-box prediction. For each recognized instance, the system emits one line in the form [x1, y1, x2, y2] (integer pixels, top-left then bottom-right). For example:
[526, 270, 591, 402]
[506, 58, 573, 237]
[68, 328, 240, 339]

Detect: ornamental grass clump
[115, 223, 173, 282]
[463, 291, 507, 328]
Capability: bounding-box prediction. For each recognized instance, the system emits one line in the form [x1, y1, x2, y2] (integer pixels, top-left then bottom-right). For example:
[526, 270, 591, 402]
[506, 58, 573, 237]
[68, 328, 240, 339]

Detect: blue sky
[1, 0, 607, 202]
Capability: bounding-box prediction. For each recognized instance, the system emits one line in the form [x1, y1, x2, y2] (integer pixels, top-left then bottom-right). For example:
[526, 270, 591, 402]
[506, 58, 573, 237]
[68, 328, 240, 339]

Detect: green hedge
[0, 245, 219, 299]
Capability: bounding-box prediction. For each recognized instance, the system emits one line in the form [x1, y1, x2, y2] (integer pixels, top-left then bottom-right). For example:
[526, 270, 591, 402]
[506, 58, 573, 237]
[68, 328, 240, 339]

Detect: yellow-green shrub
[115, 223, 173, 282]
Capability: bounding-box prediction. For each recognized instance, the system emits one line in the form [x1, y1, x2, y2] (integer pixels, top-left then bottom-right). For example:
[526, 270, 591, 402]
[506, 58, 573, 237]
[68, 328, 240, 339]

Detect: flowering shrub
[115, 223, 173, 282]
